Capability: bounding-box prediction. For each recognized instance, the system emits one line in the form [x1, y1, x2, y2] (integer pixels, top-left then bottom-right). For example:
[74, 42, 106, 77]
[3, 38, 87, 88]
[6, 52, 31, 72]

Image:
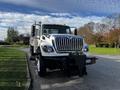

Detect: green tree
[6, 27, 19, 44]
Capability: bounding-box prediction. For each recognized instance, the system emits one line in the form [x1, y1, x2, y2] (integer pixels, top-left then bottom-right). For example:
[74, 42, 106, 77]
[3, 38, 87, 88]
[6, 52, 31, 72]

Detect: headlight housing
[42, 45, 54, 53]
[83, 46, 89, 52]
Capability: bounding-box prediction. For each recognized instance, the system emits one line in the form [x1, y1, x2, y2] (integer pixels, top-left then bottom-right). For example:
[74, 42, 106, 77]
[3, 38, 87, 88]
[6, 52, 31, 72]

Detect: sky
[0, 0, 120, 40]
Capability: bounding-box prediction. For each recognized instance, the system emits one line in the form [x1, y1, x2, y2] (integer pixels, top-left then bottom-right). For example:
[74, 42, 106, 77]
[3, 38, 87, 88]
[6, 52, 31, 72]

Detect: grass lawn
[89, 45, 120, 55]
[0, 47, 27, 90]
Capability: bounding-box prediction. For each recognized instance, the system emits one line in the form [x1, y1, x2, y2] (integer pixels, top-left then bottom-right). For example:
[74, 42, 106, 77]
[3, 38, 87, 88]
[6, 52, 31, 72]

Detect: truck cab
[30, 22, 93, 77]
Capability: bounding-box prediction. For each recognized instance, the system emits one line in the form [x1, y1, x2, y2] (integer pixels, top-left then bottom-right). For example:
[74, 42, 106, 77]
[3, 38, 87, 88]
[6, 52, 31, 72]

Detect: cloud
[0, 28, 7, 40]
[0, 0, 120, 15]
[0, 11, 104, 40]
[0, 0, 38, 7]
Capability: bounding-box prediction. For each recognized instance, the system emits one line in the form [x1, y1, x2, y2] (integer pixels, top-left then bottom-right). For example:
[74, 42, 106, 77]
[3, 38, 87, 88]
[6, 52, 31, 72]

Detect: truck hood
[41, 34, 83, 46]
[49, 34, 83, 39]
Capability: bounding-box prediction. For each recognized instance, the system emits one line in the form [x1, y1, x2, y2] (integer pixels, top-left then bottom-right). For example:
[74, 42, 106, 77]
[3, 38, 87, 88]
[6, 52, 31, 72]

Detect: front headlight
[42, 45, 54, 53]
[83, 46, 89, 52]
[83, 48, 89, 52]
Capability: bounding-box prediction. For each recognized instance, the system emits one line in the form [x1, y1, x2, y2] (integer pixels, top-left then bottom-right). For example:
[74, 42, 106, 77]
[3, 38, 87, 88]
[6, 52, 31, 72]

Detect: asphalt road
[23, 48, 120, 90]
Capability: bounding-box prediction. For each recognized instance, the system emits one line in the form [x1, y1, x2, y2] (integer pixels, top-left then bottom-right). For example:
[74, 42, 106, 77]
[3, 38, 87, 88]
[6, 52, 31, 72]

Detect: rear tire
[30, 46, 35, 60]
[36, 55, 46, 77]
[30, 46, 34, 56]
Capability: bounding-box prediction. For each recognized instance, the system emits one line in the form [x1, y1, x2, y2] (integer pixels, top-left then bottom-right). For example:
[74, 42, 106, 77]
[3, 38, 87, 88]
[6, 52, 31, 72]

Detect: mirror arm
[74, 28, 77, 35]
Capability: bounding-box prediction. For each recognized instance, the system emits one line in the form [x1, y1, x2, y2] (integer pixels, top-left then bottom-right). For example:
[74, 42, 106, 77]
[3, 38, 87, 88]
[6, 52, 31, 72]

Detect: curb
[25, 54, 32, 90]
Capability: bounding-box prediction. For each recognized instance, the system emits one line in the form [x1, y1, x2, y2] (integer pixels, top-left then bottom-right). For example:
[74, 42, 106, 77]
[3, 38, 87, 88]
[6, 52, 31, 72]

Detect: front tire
[77, 55, 87, 77]
[36, 55, 46, 77]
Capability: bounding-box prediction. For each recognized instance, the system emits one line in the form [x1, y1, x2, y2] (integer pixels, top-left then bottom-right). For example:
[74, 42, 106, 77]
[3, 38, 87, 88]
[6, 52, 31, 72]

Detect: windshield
[42, 24, 71, 35]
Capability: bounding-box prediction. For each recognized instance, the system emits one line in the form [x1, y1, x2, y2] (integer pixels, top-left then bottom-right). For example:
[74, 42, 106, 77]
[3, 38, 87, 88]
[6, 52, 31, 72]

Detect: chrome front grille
[54, 36, 83, 52]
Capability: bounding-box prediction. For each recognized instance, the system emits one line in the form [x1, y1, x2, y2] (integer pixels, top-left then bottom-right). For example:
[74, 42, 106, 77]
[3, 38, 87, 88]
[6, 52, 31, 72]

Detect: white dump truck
[30, 22, 96, 77]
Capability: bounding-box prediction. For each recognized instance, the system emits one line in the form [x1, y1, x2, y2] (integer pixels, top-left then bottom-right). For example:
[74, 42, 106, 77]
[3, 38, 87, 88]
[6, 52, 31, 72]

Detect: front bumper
[42, 54, 97, 65]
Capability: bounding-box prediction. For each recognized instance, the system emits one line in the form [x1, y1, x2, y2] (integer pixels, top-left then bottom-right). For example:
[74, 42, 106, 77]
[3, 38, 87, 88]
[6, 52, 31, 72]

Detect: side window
[43, 29, 47, 35]
[31, 25, 35, 36]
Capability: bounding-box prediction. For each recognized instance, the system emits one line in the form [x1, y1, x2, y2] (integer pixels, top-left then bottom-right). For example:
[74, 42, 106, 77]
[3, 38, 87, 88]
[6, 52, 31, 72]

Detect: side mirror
[74, 29, 77, 35]
[31, 25, 35, 36]
[42, 36, 45, 40]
